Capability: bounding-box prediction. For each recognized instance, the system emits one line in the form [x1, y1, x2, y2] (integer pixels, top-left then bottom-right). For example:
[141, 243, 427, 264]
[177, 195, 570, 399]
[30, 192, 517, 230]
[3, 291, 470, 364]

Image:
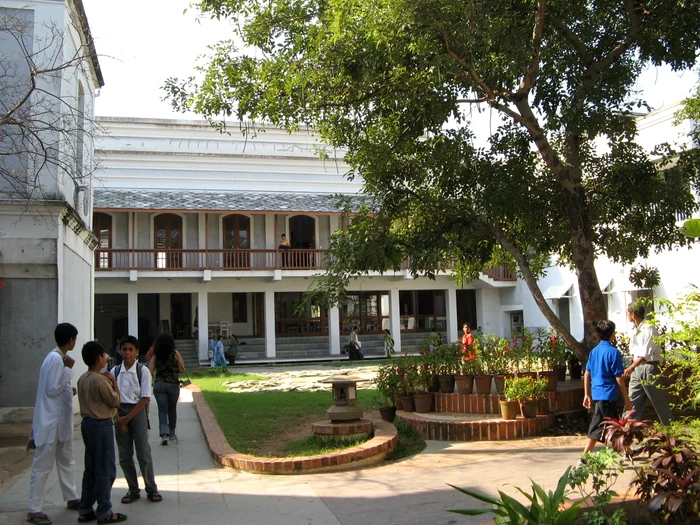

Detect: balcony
[95, 249, 516, 281]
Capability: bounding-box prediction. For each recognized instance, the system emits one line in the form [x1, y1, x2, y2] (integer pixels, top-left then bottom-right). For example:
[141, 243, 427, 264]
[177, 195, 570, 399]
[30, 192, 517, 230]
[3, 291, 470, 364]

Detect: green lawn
[193, 372, 382, 455]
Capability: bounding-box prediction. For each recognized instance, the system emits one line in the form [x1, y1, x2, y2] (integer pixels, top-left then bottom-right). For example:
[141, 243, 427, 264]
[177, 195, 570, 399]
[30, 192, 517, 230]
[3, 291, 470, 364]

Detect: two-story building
[92, 118, 520, 365]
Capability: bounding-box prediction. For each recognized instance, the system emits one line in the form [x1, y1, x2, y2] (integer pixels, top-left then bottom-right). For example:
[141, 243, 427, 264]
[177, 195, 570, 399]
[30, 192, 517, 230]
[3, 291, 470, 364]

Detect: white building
[0, 0, 103, 407]
[92, 118, 520, 365]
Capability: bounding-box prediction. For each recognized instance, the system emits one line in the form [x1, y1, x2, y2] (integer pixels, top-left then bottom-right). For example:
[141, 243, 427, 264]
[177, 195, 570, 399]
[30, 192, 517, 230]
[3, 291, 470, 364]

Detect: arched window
[223, 214, 250, 268]
[155, 214, 182, 268]
[94, 212, 112, 269]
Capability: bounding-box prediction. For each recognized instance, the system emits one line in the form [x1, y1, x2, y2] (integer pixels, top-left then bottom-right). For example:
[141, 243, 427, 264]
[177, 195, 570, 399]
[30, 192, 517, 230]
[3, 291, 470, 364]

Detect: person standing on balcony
[278, 233, 291, 267]
[624, 303, 673, 425]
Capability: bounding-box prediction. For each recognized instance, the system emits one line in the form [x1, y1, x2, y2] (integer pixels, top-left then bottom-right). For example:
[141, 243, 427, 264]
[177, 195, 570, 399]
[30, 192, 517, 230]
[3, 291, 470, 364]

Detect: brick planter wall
[190, 385, 398, 474]
[398, 411, 555, 441]
[433, 387, 585, 415]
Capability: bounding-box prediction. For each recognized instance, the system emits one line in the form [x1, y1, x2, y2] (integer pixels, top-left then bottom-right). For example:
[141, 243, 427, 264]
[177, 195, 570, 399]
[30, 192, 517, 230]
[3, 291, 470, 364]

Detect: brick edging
[189, 385, 398, 474]
[397, 411, 555, 441]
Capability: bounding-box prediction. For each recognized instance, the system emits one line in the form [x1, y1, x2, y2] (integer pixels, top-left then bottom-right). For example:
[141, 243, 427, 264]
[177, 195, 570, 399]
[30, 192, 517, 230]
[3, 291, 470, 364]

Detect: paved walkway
[0, 388, 619, 525]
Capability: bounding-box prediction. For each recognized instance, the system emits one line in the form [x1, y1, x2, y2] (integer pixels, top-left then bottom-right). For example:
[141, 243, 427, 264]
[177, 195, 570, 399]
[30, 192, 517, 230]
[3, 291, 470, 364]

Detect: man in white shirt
[623, 303, 673, 425]
[27, 323, 81, 525]
[111, 336, 161, 504]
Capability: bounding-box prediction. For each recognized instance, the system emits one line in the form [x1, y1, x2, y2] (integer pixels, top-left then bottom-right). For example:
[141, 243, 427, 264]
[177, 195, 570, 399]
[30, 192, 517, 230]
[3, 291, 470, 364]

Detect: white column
[329, 305, 340, 354]
[197, 292, 209, 361]
[265, 214, 275, 249]
[127, 291, 138, 337]
[389, 289, 402, 352]
[446, 287, 458, 344]
[198, 213, 206, 250]
[264, 290, 276, 358]
[329, 215, 339, 234]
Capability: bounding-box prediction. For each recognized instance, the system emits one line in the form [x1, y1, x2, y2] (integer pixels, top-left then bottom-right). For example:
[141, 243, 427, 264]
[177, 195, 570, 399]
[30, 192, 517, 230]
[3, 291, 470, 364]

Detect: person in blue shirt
[580, 319, 633, 459]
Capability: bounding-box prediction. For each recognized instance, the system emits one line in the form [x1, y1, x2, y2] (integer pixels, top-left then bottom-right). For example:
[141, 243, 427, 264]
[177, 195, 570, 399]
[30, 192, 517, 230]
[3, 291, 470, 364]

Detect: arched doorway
[289, 215, 315, 267]
[223, 214, 250, 268]
[155, 214, 182, 268]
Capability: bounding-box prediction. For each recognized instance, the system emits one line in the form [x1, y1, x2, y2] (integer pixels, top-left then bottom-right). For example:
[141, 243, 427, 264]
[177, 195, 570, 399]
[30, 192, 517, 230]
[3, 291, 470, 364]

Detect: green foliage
[385, 418, 426, 461]
[194, 381, 379, 454]
[503, 377, 538, 403]
[628, 264, 661, 289]
[569, 448, 628, 525]
[169, 0, 700, 361]
[373, 363, 401, 405]
[282, 434, 370, 457]
[650, 289, 700, 409]
[448, 466, 581, 524]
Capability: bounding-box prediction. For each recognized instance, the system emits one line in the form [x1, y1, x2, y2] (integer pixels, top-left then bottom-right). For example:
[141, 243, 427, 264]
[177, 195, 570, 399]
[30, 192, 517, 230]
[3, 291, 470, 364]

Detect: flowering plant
[373, 364, 401, 405]
[480, 334, 513, 374]
[538, 329, 568, 370]
[515, 329, 538, 372]
[395, 356, 419, 394]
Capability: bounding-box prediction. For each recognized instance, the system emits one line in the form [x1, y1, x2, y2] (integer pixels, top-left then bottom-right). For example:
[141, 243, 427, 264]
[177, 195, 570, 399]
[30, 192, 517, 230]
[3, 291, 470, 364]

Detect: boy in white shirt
[111, 336, 162, 504]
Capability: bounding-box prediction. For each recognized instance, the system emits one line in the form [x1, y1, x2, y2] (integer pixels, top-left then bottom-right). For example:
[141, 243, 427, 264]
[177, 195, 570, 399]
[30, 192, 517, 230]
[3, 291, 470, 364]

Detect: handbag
[180, 371, 192, 387]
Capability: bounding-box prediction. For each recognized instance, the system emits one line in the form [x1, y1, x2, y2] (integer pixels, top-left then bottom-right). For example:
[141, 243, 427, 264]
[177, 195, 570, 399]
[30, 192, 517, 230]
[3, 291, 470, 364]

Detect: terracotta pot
[413, 392, 433, 413]
[438, 374, 456, 394]
[536, 397, 549, 415]
[401, 394, 416, 412]
[555, 364, 567, 381]
[474, 375, 493, 395]
[393, 393, 403, 411]
[428, 375, 440, 393]
[493, 374, 513, 395]
[538, 370, 559, 392]
[379, 405, 397, 422]
[517, 371, 538, 380]
[454, 374, 474, 395]
[520, 399, 538, 419]
[569, 361, 583, 380]
[500, 400, 519, 420]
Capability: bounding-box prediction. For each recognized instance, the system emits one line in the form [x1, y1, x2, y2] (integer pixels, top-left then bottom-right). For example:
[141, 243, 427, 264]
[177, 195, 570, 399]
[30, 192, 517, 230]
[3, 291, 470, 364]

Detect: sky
[81, 0, 698, 123]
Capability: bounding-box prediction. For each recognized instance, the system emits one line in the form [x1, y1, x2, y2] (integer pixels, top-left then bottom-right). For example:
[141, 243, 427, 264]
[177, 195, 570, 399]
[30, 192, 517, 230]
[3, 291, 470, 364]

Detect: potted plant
[538, 329, 566, 389]
[484, 335, 514, 394]
[396, 357, 419, 412]
[472, 345, 492, 395]
[414, 357, 435, 412]
[503, 376, 538, 418]
[533, 377, 549, 415]
[373, 364, 400, 421]
[566, 347, 583, 380]
[516, 329, 538, 377]
[454, 348, 475, 395]
[433, 341, 459, 393]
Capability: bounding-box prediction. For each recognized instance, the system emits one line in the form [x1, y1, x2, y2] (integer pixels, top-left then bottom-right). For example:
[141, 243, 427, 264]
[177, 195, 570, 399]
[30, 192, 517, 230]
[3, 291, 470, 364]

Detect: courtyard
[0, 364, 596, 525]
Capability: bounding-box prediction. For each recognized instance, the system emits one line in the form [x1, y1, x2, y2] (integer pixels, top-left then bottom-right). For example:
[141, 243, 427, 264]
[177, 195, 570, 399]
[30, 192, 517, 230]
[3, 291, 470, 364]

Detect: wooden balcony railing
[95, 249, 517, 281]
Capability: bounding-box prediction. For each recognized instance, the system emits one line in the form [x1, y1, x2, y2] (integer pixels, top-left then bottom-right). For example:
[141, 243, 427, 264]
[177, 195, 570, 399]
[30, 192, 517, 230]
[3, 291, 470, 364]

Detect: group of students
[27, 323, 185, 525]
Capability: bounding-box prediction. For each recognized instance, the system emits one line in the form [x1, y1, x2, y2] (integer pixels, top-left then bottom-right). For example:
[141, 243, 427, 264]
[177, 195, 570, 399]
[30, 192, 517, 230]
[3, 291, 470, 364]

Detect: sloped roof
[93, 189, 366, 213]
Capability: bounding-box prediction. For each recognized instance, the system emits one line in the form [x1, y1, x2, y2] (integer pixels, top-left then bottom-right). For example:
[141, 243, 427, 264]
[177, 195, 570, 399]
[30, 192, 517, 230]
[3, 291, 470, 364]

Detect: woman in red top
[461, 323, 475, 360]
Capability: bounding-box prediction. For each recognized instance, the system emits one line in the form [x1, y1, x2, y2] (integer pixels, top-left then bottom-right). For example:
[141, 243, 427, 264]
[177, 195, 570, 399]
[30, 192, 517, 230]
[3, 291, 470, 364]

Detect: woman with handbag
[148, 333, 185, 445]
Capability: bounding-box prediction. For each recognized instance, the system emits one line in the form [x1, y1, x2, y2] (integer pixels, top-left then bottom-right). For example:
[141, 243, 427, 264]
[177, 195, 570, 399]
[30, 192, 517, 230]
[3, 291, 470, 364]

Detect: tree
[0, 6, 99, 208]
[165, 0, 700, 360]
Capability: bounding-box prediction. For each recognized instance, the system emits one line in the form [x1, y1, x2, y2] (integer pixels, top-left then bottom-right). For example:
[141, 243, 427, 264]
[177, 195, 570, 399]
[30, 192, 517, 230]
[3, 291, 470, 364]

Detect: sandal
[78, 512, 97, 523]
[26, 513, 52, 525]
[147, 492, 163, 503]
[66, 499, 81, 511]
[96, 513, 127, 524]
[120, 492, 140, 504]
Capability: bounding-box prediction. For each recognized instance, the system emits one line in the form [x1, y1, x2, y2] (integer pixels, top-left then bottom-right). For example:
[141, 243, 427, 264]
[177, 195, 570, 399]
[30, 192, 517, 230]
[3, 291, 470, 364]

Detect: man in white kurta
[27, 323, 81, 524]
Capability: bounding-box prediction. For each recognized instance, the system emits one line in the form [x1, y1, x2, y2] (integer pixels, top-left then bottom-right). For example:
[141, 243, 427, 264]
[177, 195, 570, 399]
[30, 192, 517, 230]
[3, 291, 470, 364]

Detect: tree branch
[518, 0, 548, 95]
[492, 226, 587, 360]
